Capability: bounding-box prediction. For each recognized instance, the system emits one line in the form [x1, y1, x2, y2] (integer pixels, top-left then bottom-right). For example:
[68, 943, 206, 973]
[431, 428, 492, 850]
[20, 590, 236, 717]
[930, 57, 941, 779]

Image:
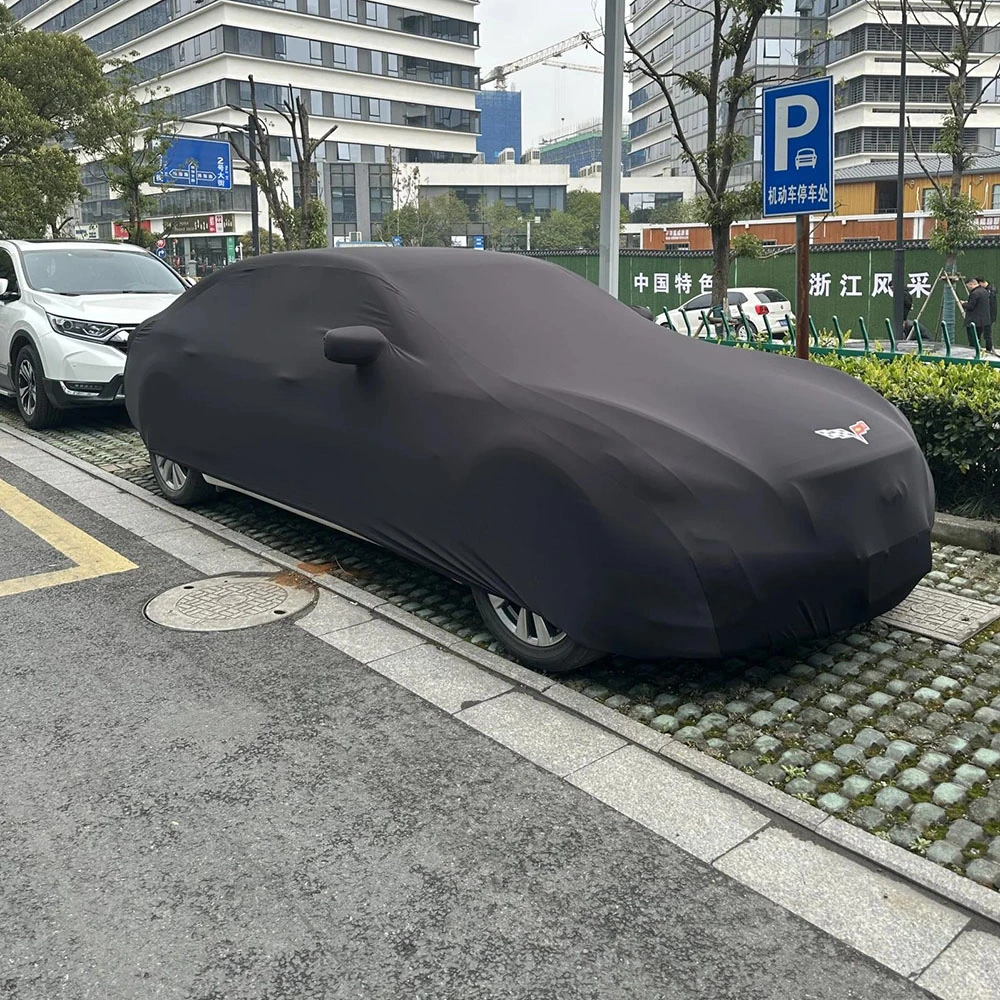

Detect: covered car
[125, 249, 934, 670]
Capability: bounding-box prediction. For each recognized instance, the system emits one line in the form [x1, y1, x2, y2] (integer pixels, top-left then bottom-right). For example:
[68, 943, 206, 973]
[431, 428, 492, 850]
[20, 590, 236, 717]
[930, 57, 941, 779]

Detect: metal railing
[659, 306, 1000, 367]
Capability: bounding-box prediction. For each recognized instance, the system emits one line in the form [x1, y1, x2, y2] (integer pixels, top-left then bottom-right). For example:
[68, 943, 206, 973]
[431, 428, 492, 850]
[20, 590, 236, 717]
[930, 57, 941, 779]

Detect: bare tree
[626, 0, 782, 311]
[228, 75, 338, 250]
[876, 0, 1000, 274]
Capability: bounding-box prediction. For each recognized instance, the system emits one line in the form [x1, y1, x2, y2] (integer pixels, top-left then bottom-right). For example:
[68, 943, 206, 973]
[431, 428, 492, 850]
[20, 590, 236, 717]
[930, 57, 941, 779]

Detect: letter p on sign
[773, 95, 819, 171]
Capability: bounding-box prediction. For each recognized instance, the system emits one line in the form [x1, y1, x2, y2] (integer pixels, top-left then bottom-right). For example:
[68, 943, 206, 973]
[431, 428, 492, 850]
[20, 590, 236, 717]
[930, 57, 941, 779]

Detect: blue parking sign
[762, 77, 834, 218]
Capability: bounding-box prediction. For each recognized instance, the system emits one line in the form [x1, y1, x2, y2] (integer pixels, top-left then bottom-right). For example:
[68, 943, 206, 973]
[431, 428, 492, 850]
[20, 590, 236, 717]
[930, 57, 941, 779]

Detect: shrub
[814, 354, 1000, 516]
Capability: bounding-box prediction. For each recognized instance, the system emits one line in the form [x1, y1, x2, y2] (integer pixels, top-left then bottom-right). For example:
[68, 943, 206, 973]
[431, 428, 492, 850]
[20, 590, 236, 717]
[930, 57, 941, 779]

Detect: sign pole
[795, 214, 810, 359]
[248, 116, 261, 257]
[892, 0, 908, 341]
[598, 0, 625, 297]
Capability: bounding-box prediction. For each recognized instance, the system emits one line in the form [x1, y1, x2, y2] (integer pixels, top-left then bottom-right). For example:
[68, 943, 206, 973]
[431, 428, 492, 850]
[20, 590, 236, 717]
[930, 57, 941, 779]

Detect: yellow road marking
[0, 478, 137, 597]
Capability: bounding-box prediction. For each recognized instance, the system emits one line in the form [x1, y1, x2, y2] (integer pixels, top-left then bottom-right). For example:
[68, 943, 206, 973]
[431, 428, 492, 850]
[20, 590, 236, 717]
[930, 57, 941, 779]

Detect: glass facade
[421, 185, 565, 219]
[628, 0, 813, 182]
[29, 0, 478, 45]
[835, 127, 979, 157]
[837, 76, 979, 108]
[800, 22, 989, 71]
[154, 79, 479, 135]
[88, 19, 477, 90]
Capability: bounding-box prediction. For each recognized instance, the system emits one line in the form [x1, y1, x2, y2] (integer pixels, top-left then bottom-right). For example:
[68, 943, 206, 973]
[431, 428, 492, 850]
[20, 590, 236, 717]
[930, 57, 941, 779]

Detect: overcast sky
[476, 1, 608, 148]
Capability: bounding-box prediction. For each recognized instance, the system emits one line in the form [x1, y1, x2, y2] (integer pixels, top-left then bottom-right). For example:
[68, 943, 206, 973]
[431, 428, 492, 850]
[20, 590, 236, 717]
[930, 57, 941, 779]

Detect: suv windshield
[21, 248, 184, 295]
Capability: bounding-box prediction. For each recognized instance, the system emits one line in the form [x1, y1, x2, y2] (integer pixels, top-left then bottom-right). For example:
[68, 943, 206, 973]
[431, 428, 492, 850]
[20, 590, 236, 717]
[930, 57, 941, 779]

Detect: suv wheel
[149, 451, 216, 506]
[14, 345, 60, 429]
[471, 586, 601, 673]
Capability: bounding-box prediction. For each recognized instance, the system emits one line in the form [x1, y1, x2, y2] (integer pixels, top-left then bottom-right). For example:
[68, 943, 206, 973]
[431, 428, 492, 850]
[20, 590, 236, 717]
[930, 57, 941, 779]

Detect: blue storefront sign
[762, 77, 834, 218]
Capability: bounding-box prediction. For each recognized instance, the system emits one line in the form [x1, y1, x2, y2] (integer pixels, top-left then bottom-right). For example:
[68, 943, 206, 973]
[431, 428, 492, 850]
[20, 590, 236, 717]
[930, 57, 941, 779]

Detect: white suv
[0, 240, 185, 428]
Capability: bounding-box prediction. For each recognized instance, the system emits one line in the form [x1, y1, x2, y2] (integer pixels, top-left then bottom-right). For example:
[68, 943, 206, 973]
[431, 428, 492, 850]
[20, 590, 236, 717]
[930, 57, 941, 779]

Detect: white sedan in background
[656, 287, 795, 338]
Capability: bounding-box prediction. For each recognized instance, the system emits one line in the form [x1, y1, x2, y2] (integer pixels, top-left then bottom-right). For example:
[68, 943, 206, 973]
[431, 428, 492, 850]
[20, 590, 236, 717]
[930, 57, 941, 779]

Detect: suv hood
[31, 291, 180, 324]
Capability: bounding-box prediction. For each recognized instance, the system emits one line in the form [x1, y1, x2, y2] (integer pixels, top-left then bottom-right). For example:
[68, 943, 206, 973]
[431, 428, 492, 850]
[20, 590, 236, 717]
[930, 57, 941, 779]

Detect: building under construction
[539, 122, 630, 177]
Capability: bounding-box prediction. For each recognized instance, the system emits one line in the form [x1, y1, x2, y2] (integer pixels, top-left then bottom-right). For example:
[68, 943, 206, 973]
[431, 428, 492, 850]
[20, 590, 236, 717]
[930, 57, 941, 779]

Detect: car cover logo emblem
[815, 420, 870, 445]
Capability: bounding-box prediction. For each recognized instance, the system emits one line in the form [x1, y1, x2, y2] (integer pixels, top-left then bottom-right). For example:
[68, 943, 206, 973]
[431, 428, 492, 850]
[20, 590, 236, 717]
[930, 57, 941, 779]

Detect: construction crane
[481, 30, 604, 90]
[544, 60, 604, 74]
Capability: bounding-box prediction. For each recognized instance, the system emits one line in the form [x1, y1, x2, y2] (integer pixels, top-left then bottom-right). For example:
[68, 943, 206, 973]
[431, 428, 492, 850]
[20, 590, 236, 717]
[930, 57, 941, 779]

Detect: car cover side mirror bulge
[323, 326, 387, 366]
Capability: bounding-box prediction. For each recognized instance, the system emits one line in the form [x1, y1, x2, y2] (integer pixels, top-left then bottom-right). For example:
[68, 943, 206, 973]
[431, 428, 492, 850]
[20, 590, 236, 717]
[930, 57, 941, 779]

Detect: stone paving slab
[366, 644, 513, 714]
[917, 929, 1000, 1000]
[2, 402, 1000, 892]
[568, 745, 768, 862]
[457, 692, 626, 777]
[716, 827, 969, 978]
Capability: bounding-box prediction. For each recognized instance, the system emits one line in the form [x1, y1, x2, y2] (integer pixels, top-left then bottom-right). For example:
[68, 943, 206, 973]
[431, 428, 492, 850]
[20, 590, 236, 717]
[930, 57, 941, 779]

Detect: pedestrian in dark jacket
[964, 278, 992, 352]
[976, 276, 997, 353]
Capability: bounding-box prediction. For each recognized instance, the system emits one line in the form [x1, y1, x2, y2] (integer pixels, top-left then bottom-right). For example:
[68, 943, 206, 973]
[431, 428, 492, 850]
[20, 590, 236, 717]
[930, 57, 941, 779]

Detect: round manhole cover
[145, 574, 317, 632]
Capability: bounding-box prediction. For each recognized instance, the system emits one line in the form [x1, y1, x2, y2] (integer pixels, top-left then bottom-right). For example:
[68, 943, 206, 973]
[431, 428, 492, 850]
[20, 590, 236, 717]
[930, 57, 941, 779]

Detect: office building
[629, 0, 1000, 183]
[415, 161, 694, 246]
[798, 0, 1000, 167]
[477, 89, 522, 163]
[628, 0, 805, 184]
[11, 0, 481, 270]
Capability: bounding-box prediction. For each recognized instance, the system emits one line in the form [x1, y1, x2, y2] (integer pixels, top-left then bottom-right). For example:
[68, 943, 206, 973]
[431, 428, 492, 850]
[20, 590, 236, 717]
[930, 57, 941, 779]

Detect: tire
[471, 586, 602, 673]
[149, 451, 216, 506]
[14, 344, 61, 429]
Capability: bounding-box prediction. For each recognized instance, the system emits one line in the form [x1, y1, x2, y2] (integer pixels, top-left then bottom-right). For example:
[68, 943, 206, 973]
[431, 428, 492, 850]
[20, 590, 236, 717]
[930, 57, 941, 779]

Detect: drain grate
[877, 585, 1000, 644]
[145, 573, 316, 632]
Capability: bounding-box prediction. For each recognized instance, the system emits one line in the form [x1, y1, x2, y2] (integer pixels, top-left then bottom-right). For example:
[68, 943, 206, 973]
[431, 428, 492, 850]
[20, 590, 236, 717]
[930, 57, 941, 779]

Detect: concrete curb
[3, 422, 1000, 933]
[933, 512, 1000, 555]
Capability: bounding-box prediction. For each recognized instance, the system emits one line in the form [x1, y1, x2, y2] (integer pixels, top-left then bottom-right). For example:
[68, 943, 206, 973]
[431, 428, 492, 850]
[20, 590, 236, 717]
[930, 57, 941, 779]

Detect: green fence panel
[534, 248, 1000, 340]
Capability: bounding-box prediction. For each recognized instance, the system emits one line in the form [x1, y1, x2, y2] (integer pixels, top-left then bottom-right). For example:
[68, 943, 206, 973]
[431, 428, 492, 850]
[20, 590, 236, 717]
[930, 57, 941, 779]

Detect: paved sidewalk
[3, 401, 1000, 889]
[2, 436, 1000, 998]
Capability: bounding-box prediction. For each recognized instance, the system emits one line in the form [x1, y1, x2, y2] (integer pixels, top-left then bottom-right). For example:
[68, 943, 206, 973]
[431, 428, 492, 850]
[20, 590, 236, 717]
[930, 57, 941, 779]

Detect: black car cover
[125, 249, 934, 659]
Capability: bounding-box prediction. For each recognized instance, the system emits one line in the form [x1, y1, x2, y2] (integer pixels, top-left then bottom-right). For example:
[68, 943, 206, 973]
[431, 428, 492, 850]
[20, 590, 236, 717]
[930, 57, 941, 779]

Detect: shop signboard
[165, 214, 236, 235]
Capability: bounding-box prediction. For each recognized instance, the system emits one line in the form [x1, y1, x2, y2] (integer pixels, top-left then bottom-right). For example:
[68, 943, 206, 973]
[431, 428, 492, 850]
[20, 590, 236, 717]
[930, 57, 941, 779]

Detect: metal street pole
[892, 0, 908, 339]
[598, 0, 626, 297]
[248, 114, 261, 257]
[795, 215, 810, 359]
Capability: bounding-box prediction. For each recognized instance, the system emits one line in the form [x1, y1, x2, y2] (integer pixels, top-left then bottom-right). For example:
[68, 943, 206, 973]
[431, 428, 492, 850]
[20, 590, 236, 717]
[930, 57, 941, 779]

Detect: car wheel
[14, 345, 60, 429]
[149, 451, 216, 506]
[471, 586, 602, 673]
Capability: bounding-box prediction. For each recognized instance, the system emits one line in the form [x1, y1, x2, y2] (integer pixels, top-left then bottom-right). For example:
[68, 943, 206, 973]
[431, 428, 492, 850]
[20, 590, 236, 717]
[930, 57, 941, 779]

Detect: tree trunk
[128, 192, 142, 245]
[711, 221, 731, 312]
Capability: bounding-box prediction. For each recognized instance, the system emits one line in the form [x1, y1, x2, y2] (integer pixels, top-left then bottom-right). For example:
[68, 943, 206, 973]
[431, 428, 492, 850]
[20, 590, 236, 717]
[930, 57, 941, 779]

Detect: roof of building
[835, 154, 1000, 183]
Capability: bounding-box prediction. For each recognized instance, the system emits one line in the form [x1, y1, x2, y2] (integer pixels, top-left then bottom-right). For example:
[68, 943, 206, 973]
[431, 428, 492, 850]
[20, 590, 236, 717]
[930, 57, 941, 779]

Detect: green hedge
[814, 355, 1000, 517]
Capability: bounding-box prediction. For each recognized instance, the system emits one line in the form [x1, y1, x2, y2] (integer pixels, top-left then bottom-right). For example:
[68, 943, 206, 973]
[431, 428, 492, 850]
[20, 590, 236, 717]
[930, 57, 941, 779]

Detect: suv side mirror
[0, 278, 9, 298]
[323, 326, 387, 366]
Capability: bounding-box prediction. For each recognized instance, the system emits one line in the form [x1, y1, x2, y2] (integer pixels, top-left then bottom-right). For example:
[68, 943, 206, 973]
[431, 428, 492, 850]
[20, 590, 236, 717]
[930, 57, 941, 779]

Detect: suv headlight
[47, 314, 120, 342]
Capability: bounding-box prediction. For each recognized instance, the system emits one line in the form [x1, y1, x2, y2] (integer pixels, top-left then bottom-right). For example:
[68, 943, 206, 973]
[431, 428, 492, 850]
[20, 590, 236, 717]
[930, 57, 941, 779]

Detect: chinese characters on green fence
[633, 271, 934, 299]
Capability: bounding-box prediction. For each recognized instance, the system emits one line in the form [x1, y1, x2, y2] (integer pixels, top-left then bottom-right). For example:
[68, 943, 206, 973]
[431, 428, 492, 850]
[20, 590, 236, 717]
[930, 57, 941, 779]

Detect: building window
[991, 185, 1000, 210]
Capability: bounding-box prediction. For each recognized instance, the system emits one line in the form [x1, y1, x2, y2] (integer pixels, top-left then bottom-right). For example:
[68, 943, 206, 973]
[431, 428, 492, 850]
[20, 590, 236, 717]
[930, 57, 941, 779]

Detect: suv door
[0, 248, 26, 393]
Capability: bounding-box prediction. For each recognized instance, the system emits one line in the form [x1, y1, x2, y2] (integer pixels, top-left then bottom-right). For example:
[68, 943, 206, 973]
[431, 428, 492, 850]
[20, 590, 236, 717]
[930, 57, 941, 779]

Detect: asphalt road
[0, 456, 935, 1000]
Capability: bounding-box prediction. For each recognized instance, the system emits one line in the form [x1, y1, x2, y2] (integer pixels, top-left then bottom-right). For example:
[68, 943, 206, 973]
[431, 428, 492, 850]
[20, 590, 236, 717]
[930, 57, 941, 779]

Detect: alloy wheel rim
[154, 455, 190, 492]
[16, 358, 36, 416]
[487, 594, 566, 648]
